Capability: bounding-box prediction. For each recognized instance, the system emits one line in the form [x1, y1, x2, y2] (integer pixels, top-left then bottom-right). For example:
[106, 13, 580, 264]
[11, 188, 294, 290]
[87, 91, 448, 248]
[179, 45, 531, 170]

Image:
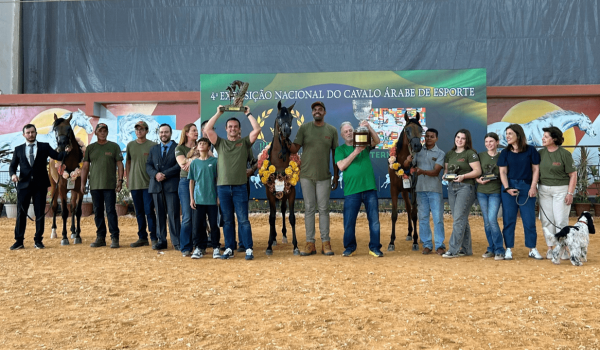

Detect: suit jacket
[146, 140, 180, 194]
[9, 142, 62, 191]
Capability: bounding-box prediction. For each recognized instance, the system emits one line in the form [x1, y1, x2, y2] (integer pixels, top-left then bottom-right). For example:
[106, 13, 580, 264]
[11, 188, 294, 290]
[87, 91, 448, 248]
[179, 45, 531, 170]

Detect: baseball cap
[95, 123, 108, 132]
[135, 120, 148, 129]
[311, 101, 326, 111]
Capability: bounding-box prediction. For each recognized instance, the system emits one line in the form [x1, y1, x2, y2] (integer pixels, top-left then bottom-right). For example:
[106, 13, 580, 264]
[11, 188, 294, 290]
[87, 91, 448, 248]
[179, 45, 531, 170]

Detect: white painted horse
[488, 110, 597, 146]
[250, 175, 263, 189]
[0, 109, 93, 152]
[117, 112, 203, 149]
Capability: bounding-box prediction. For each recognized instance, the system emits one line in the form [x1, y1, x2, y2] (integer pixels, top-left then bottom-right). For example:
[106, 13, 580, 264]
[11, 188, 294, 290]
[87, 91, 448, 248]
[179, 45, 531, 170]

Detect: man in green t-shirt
[205, 105, 261, 261]
[126, 121, 158, 248]
[288, 101, 340, 256]
[80, 123, 124, 248]
[334, 121, 384, 257]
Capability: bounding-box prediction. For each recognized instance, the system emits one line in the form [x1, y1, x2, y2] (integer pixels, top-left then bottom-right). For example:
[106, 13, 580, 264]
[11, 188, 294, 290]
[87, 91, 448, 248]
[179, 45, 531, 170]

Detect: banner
[201, 69, 487, 199]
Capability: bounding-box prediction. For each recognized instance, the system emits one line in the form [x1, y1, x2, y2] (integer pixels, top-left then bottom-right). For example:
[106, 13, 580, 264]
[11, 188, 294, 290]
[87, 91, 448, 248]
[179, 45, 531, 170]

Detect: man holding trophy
[334, 101, 384, 257]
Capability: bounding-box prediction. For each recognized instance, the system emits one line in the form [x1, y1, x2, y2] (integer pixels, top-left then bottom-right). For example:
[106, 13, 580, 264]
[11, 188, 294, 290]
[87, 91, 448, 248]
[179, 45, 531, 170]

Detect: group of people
[8, 102, 577, 262]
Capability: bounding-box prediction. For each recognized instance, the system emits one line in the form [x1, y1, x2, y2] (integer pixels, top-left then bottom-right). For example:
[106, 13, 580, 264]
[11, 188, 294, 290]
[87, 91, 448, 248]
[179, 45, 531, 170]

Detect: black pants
[192, 204, 220, 249]
[14, 187, 46, 243]
[91, 189, 120, 239]
[153, 191, 181, 248]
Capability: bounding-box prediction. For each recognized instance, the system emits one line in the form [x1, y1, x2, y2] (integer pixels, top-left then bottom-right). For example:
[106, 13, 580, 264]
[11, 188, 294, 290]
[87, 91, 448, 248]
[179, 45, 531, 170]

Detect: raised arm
[246, 107, 261, 145]
[205, 106, 223, 145]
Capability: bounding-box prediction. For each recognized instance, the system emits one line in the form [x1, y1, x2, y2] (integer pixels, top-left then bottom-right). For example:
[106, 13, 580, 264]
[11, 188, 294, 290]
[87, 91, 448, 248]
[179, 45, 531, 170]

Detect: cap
[95, 123, 108, 132]
[311, 101, 326, 111]
[135, 120, 148, 129]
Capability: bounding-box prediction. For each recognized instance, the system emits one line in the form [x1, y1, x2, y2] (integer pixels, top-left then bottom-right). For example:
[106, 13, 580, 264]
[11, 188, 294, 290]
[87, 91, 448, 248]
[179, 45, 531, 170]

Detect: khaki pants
[300, 178, 331, 243]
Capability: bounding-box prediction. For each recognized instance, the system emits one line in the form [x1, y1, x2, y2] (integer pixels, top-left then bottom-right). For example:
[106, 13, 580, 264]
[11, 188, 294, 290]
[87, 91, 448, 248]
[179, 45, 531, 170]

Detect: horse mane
[269, 107, 292, 163]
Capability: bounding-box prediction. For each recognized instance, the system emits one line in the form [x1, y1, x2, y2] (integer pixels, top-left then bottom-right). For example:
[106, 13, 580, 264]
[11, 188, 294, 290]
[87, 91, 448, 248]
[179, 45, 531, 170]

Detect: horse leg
[60, 193, 70, 246]
[289, 188, 299, 255]
[280, 196, 288, 244]
[74, 193, 83, 244]
[411, 190, 419, 251]
[389, 187, 398, 251]
[70, 194, 77, 239]
[51, 196, 59, 239]
[405, 191, 418, 251]
[265, 192, 277, 255]
[402, 191, 413, 242]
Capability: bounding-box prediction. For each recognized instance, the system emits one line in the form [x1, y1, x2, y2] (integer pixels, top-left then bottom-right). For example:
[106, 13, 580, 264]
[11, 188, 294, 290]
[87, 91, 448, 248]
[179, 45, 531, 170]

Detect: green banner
[201, 69, 487, 199]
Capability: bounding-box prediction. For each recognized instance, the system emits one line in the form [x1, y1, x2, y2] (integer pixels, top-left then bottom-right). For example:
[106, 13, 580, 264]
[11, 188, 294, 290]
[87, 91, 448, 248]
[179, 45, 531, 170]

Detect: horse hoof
[51, 230, 57, 239]
[293, 248, 300, 256]
[405, 235, 412, 241]
[71, 234, 76, 239]
[61, 239, 70, 246]
[272, 240, 277, 246]
[74, 237, 82, 244]
[387, 244, 395, 252]
[282, 237, 288, 244]
[265, 249, 273, 256]
[412, 244, 419, 251]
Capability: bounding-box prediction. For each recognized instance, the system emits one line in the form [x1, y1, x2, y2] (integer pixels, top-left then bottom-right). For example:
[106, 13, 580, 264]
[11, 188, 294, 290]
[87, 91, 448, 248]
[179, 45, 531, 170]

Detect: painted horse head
[53, 114, 74, 153]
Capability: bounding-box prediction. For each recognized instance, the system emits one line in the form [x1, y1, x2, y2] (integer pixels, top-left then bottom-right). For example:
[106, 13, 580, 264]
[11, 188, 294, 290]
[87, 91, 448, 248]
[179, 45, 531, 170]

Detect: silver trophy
[352, 99, 372, 147]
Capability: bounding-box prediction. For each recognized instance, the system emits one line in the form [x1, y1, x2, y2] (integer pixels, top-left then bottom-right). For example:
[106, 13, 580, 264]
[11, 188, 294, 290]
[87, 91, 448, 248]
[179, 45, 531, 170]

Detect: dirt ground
[0, 212, 598, 350]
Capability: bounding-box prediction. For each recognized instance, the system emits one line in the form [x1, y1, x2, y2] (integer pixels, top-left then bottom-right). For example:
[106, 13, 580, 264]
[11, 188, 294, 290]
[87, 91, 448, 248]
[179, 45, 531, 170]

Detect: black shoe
[130, 239, 149, 248]
[34, 242, 45, 249]
[90, 238, 107, 248]
[237, 246, 246, 253]
[9, 242, 24, 250]
[152, 242, 168, 250]
[173, 245, 180, 251]
[110, 238, 120, 248]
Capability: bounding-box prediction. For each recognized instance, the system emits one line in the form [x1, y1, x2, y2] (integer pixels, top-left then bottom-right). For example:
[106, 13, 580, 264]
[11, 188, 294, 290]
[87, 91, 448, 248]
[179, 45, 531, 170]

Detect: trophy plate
[219, 105, 245, 113]
[444, 173, 458, 181]
[482, 174, 498, 181]
[353, 131, 371, 147]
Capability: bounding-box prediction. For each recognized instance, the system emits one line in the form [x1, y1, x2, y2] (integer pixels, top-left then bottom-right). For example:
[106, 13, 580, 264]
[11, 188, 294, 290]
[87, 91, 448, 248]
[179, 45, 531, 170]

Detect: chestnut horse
[388, 112, 423, 251]
[265, 101, 300, 256]
[49, 115, 84, 245]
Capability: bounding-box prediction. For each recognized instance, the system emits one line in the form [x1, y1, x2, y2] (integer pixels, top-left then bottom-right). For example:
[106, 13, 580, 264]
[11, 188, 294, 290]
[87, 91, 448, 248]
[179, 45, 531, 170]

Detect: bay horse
[265, 101, 300, 256]
[48, 115, 84, 245]
[388, 112, 423, 251]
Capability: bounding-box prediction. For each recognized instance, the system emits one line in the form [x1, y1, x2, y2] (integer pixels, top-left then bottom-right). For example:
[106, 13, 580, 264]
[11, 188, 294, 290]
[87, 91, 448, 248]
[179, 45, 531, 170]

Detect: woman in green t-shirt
[442, 129, 482, 259]
[538, 126, 576, 259]
[475, 132, 504, 260]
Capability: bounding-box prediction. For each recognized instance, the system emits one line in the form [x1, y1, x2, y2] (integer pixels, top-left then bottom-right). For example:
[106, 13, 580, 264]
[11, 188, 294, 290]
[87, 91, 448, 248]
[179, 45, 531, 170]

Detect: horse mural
[0, 109, 93, 152]
[117, 112, 204, 150]
[488, 110, 597, 146]
[387, 112, 423, 251]
[48, 115, 85, 245]
[257, 101, 301, 256]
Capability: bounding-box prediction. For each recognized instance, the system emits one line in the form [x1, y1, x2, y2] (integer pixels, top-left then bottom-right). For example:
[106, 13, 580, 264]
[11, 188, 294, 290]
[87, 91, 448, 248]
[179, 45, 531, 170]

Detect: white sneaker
[213, 247, 221, 259]
[220, 248, 234, 259]
[191, 247, 203, 259]
[529, 248, 543, 260]
[504, 248, 513, 260]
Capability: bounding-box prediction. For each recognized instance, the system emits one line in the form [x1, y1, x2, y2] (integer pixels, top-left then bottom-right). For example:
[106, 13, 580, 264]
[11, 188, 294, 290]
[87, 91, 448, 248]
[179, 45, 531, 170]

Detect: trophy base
[482, 174, 498, 181]
[353, 131, 371, 147]
[220, 105, 245, 113]
[444, 174, 458, 181]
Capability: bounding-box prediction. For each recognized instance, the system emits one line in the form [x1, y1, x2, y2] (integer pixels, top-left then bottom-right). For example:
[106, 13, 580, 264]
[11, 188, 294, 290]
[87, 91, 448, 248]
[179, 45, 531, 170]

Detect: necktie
[162, 145, 167, 159]
[28, 144, 34, 166]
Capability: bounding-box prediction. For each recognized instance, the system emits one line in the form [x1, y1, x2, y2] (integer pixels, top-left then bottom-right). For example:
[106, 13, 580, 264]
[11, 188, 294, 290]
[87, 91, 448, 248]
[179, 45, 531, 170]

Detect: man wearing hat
[125, 121, 158, 248]
[289, 101, 340, 256]
[80, 122, 124, 248]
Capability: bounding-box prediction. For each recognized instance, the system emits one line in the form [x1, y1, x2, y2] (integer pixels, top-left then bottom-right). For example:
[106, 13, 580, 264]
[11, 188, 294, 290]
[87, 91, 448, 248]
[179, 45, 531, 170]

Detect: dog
[551, 211, 595, 266]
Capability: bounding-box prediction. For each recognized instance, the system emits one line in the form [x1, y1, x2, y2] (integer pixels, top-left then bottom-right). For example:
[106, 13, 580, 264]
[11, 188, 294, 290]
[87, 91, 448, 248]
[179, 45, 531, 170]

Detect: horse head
[403, 111, 423, 154]
[276, 100, 295, 140]
[577, 113, 597, 137]
[69, 109, 94, 134]
[53, 114, 74, 153]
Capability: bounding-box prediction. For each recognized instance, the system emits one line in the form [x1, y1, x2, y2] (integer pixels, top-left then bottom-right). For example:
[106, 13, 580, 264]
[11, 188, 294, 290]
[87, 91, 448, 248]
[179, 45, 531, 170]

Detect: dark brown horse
[48, 115, 84, 245]
[388, 112, 423, 251]
[265, 101, 300, 256]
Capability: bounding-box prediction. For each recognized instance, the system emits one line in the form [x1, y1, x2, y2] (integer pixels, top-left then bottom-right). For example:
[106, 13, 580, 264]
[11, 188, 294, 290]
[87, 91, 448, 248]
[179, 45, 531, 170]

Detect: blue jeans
[501, 179, 537, 249]
[131, 189, 157, 242]
[416, 191, 446, 250]
[447, 182, 476, 255]
[90, 189, 119, 239]
[178, 178, 193, 253]
[477, 192, 504, 255]
[217, 185, 253, 251]
[343, 190, 382, 252]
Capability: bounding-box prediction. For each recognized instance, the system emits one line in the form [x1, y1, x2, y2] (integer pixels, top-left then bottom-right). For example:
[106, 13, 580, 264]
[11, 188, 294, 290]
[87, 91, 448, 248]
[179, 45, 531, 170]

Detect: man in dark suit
[146, 123, 181, 250]
[8, 124, 64, 250]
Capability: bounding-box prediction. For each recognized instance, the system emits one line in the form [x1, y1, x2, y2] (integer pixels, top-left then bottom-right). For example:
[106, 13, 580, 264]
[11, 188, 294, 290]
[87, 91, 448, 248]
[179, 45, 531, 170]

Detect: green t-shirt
[477, 151, 501, 194]
[293, 121, 338, 181]
[175, 144, 192, 178]
[214, 135, 252, 186]
[126, 140, 157, 190]
[187, 157, 218, 205]
[444, 149, 479, 186]
[83, 141, 123, 190]
[334, 144, 377, 196]
[538, 147, 576, 186]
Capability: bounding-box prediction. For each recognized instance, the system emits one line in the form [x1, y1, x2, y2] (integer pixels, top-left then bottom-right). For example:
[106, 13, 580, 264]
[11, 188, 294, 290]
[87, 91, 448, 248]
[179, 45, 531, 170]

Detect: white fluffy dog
[551, 211, 595, 266]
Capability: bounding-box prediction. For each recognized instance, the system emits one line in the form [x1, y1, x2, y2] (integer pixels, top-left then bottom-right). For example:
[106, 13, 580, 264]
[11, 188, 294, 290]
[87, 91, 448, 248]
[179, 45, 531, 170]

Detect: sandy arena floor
[0, 212, 598, 349]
